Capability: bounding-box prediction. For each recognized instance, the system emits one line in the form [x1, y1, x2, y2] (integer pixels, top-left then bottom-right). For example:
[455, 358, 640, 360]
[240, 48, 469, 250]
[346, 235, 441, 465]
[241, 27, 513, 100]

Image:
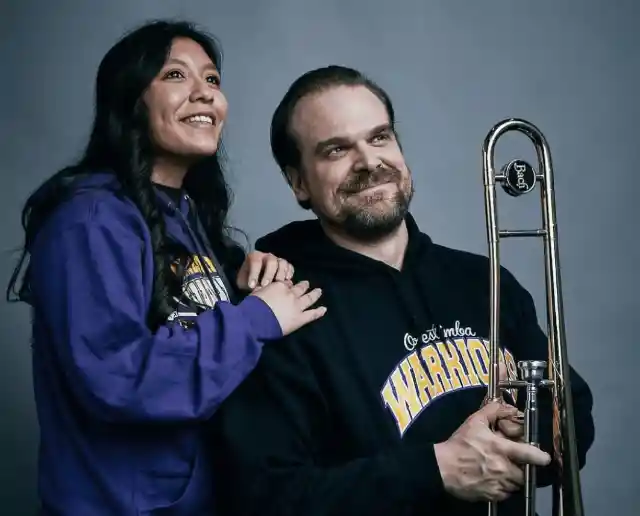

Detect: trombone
[482, 118, 584, 516]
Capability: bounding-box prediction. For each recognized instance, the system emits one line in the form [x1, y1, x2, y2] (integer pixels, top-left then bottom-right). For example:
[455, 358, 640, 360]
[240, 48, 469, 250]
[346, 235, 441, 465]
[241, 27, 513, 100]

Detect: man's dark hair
[270, 65, 398, 210]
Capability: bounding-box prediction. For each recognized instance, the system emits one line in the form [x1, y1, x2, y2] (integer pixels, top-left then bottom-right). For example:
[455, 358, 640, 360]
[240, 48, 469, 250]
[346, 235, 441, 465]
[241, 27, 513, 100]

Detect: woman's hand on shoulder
[236, 251, 294, 291]
[251, 280, 326, 336]
[237, 252, 325, 335]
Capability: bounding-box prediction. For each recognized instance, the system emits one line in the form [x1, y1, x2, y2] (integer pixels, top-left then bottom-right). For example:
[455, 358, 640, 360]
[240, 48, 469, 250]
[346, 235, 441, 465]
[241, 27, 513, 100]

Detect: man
[212, 65, 595, 515]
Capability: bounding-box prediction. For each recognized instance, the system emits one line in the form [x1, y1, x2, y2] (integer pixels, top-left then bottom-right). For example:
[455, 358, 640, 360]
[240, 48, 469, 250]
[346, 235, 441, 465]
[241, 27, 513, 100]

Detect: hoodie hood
[59, 170, 193, 217]
[256, 213, 440, 341]
[65, 171, 213, 261]
[255, 213, 433, 277]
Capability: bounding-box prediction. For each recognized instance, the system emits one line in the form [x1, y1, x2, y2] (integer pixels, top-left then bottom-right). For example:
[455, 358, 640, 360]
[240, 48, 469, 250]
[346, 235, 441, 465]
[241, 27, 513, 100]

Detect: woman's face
[143, 37, 228, 169]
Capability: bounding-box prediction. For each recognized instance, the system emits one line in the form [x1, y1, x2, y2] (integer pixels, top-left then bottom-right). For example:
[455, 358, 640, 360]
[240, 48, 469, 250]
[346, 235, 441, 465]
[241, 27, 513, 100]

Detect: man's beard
[326, 165, 414, 242]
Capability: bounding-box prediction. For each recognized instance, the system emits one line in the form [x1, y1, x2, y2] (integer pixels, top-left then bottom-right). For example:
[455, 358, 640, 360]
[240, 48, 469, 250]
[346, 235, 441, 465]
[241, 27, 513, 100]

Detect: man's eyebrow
[314, 123, 392, 154]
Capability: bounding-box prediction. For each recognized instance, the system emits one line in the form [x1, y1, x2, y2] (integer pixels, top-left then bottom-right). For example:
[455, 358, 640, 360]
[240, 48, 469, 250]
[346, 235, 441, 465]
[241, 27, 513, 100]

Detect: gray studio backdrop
[1, 0, 637, 514]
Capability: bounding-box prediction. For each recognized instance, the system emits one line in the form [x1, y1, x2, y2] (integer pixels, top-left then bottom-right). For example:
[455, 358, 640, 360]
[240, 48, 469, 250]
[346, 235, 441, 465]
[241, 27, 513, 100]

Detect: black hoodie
[213, 213, 595, 516]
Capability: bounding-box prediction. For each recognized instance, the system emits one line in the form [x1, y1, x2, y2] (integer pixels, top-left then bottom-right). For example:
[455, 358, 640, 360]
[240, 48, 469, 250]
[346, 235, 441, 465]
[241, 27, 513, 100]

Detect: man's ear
[285, 166, 310, 204]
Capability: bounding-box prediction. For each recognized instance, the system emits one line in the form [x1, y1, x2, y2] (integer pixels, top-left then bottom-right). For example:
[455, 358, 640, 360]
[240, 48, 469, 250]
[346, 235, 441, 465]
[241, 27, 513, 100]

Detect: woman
[7, 20, 326, 515]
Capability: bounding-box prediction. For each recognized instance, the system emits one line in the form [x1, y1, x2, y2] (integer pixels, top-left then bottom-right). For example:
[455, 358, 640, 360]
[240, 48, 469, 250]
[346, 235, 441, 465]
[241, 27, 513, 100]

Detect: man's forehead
[291, 85, 389, 142]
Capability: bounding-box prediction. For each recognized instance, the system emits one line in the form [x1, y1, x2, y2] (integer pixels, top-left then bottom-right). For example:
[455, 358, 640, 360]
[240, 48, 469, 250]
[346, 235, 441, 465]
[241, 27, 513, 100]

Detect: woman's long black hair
[6, 20, 244, 330]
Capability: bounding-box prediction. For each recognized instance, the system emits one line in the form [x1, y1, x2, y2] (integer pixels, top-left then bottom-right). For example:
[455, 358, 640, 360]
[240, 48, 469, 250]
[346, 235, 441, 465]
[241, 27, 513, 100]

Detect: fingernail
[249, 280, 256, 288]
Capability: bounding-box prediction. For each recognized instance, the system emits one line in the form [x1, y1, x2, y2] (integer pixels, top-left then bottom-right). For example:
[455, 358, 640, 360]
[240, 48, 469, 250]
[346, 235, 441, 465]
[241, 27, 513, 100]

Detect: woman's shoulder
[39, 172, 147, 239]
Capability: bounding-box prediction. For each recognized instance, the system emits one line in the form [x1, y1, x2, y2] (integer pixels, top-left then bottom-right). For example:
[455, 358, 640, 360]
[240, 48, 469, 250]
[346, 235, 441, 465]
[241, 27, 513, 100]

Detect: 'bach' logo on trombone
[502, 159, 536, 196]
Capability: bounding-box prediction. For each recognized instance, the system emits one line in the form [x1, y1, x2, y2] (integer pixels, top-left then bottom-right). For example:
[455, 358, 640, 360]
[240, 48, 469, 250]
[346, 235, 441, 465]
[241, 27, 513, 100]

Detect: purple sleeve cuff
[237, 295, 283, 341]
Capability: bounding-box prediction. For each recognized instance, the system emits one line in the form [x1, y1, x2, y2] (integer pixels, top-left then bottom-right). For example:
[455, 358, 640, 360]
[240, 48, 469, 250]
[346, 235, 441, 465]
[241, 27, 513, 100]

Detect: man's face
[288, 85, 413, 241]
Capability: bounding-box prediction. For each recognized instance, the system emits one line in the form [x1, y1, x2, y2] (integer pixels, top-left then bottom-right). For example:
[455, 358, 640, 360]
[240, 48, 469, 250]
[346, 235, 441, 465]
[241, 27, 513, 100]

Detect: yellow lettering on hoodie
[381, 336, 519, 437]
[381, 355, 423, 435]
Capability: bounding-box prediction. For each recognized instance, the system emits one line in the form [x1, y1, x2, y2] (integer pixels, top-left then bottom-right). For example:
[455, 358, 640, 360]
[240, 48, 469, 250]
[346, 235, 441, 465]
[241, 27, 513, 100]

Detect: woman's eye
[164, 70, 184, 80]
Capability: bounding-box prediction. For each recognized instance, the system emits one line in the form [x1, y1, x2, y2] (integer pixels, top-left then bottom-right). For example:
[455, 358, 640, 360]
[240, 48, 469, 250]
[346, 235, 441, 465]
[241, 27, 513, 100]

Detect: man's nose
[353, 144, 382, 171]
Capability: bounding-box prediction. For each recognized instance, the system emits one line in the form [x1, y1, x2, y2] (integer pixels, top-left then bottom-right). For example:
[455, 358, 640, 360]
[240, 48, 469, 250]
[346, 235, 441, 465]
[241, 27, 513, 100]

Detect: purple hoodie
[26, 172, 282, 515]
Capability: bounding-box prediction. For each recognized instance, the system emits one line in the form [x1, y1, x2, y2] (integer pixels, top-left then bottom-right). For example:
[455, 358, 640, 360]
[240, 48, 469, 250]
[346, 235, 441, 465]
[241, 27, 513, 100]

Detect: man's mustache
[339, 165, 401, 194]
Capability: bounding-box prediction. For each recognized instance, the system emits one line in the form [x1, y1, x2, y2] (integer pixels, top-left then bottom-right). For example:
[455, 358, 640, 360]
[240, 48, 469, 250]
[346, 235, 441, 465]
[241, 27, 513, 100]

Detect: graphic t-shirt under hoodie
[213, 213, 595, 516]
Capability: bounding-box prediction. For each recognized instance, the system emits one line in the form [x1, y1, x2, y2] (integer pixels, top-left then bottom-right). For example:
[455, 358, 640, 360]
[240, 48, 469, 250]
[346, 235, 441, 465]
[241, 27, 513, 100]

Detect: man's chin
[339, 209, 407, 242]
[314, 192, 411, 242]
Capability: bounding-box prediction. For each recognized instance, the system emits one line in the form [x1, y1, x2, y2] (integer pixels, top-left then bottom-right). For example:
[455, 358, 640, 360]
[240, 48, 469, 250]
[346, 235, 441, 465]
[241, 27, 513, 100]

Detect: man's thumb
[479, 400, 518, 424]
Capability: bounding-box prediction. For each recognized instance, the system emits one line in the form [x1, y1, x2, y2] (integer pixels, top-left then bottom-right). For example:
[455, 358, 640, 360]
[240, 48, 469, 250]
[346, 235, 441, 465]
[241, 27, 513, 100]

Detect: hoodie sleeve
[28, 197, 282, 423]
[503, 269, 595, 486]
[212, 332, 446, 516]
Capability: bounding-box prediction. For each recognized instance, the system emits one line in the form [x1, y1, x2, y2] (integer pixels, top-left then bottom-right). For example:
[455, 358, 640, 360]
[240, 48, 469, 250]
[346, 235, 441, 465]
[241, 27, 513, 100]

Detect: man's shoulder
[429, 241, 497, 281]
[255, 219, 322, 253]
[425, 239, 531, 305]
[431, 241, 489, 267]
